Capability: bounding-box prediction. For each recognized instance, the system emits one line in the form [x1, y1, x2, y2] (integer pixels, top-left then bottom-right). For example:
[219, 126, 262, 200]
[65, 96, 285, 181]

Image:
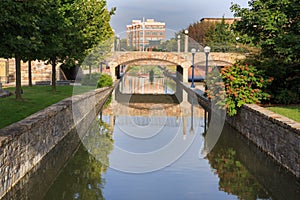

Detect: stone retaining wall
[192, 84, 300, 178]
[226, 104, 300, 178]
[0, 87, 113, 199]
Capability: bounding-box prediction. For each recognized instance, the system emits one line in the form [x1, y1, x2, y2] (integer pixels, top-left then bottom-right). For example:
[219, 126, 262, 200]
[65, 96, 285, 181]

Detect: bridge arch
[108, 52, 191, 82]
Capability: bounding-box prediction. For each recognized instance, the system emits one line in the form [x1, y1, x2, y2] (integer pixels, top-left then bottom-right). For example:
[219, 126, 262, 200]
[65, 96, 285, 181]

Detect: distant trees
[0, 0, 115, 97]
[187, 20, 215, 47]
[187, 18, 242, 52]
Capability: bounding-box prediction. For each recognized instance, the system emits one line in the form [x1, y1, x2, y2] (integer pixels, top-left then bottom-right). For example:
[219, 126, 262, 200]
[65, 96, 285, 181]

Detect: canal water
[4, 66, 299, 200]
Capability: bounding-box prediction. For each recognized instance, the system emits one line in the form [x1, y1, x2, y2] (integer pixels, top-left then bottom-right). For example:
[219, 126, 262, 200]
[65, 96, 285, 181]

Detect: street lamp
[235, 37, 240, 50]
[204, 46, 210, 91]
[177, 35, 181, 53]
[184, 30, 189, 53]
[191, 48, 196, 88]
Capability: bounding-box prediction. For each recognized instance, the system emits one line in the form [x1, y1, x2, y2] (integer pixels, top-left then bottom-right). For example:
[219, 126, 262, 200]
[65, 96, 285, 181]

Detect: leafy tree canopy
[231, 0, 300, 63]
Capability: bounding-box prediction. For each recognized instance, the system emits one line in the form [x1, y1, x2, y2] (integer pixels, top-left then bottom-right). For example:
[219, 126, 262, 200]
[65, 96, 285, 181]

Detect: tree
[231, 0, 300, 104]
[187, 20, 215, 46]
[0, 0, 45, 99]
[40, 0, 114, 92]
[205, 18, 236, 52]
[231, 0, 300, 63]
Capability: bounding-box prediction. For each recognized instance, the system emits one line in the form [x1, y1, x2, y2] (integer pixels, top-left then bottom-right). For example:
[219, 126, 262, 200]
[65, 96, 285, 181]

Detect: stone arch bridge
[108, 51, 245, 82]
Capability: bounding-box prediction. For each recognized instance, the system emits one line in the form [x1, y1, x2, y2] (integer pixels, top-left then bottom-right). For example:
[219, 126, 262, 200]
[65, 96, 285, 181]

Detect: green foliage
[186, 17, 249, 52]
[188, 20, 215, 46]
[206, 18, 237, 52]
[231, 0, 300, 104]
[0, 0, 47, 98]
[81, 73, 101, 86]
[97, 74, 113, 88]
[275, 89, 299, 105]
[207, 63, 271, 116]
[207, 147, 269, 199]
[231, 0, 300, 64]
[240, 55, 300, 104]
[0, 0, 115, 94]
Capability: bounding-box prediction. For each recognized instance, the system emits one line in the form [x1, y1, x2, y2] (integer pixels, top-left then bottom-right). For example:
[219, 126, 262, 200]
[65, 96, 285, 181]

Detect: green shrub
[97, 74, 113, 88]
[275, 89, 299, 105]
[81, 73, 101, 86]
[207, 63, 271, 116]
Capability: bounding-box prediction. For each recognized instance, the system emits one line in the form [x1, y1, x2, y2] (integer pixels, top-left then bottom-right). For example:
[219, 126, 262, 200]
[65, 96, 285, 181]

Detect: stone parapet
[0, 87, 113, 199]
[226, 104, 300, 178]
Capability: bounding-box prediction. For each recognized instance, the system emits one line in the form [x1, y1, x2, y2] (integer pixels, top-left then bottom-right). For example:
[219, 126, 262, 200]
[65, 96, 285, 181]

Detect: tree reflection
[207, 145, 270, 199]
[43, 118, 114, 200]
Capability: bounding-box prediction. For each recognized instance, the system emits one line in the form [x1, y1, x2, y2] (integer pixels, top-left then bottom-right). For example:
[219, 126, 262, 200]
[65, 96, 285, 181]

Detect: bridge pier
[176, 65, 189, 83]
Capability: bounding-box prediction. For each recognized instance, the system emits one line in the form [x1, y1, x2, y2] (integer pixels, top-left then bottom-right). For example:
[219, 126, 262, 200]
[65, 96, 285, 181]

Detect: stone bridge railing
[108, 51, 245, 82]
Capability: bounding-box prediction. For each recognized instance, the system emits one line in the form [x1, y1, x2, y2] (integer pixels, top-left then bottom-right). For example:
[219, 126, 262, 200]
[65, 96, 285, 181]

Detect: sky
[107, 0, 249, 37]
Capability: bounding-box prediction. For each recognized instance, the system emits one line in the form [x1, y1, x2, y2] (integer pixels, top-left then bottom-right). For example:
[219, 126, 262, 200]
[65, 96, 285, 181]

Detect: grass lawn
[0, 85, 95, 129]
[266, 105, 300, 122]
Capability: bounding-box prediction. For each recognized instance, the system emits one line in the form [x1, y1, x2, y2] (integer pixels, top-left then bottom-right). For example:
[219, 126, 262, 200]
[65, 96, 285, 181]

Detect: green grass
[266, 105, 300, 122]
[0, 85, 95, 129]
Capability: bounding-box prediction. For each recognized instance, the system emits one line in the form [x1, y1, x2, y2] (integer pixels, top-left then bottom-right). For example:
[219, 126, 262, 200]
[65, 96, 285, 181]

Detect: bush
[239, 56, 300, 104]
[207, 63, 271, 116]
[275, 89, 299, 105]
[97, 74, 113, 88]
[81, 73, 101, 86]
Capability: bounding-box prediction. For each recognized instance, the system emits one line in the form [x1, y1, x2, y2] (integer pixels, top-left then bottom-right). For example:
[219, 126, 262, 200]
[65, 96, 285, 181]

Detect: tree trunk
[15, 56, 22, 100]
[51, 59, 56, 92]
[28, 60, 32, 87]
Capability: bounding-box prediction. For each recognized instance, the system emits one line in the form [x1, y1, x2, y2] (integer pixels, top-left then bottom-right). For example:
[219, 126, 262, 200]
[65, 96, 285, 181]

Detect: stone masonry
[226, 104, 300, 178]
[0, 87, 113, 198]
[0, 58, 60, 84]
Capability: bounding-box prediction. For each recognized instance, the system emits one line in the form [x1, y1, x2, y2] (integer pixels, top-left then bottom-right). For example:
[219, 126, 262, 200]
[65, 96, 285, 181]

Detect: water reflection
[207, 123, 300, 200]
[42, 121, 299, 200]
[43, 145, 106, 200]
[15, 66, 300, 200]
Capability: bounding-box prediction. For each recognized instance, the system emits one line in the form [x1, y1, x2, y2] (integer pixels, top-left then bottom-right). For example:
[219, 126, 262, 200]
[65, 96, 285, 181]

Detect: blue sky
[107, 0, 249, 36]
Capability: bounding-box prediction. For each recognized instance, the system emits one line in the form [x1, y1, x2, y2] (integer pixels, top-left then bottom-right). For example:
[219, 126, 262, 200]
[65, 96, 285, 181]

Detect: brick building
[126, 19, 165, 51]
[200, 17, 240, 25]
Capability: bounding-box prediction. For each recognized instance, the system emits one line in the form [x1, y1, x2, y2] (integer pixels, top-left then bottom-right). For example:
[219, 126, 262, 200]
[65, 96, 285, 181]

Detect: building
[200, 17, 240, 25]
[126, 19, 165, 51]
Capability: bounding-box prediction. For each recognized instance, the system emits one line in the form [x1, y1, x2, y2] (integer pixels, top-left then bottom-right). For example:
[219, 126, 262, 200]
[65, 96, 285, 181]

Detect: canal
[4, 66, 300, 200]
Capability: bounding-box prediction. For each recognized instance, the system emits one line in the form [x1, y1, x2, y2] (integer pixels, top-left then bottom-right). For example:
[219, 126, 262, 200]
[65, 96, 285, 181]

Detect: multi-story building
[126, 19, 165, 51]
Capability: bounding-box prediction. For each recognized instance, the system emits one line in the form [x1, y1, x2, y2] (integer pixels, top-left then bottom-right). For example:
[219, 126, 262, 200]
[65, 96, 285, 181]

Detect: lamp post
[116, 34, 120, 51]
[191, 48, 196, 88]
[204, 46, 210, 91]
[184, 30, 188, 53]
[177, 35, 181, 53]
[235, 37, 240, 50]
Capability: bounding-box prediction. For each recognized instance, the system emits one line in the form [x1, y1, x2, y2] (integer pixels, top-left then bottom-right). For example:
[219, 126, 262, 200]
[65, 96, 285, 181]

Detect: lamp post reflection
[191, 48, 196, 88]
[190, 96, 194, 134]
[204, 110, 208, 135]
